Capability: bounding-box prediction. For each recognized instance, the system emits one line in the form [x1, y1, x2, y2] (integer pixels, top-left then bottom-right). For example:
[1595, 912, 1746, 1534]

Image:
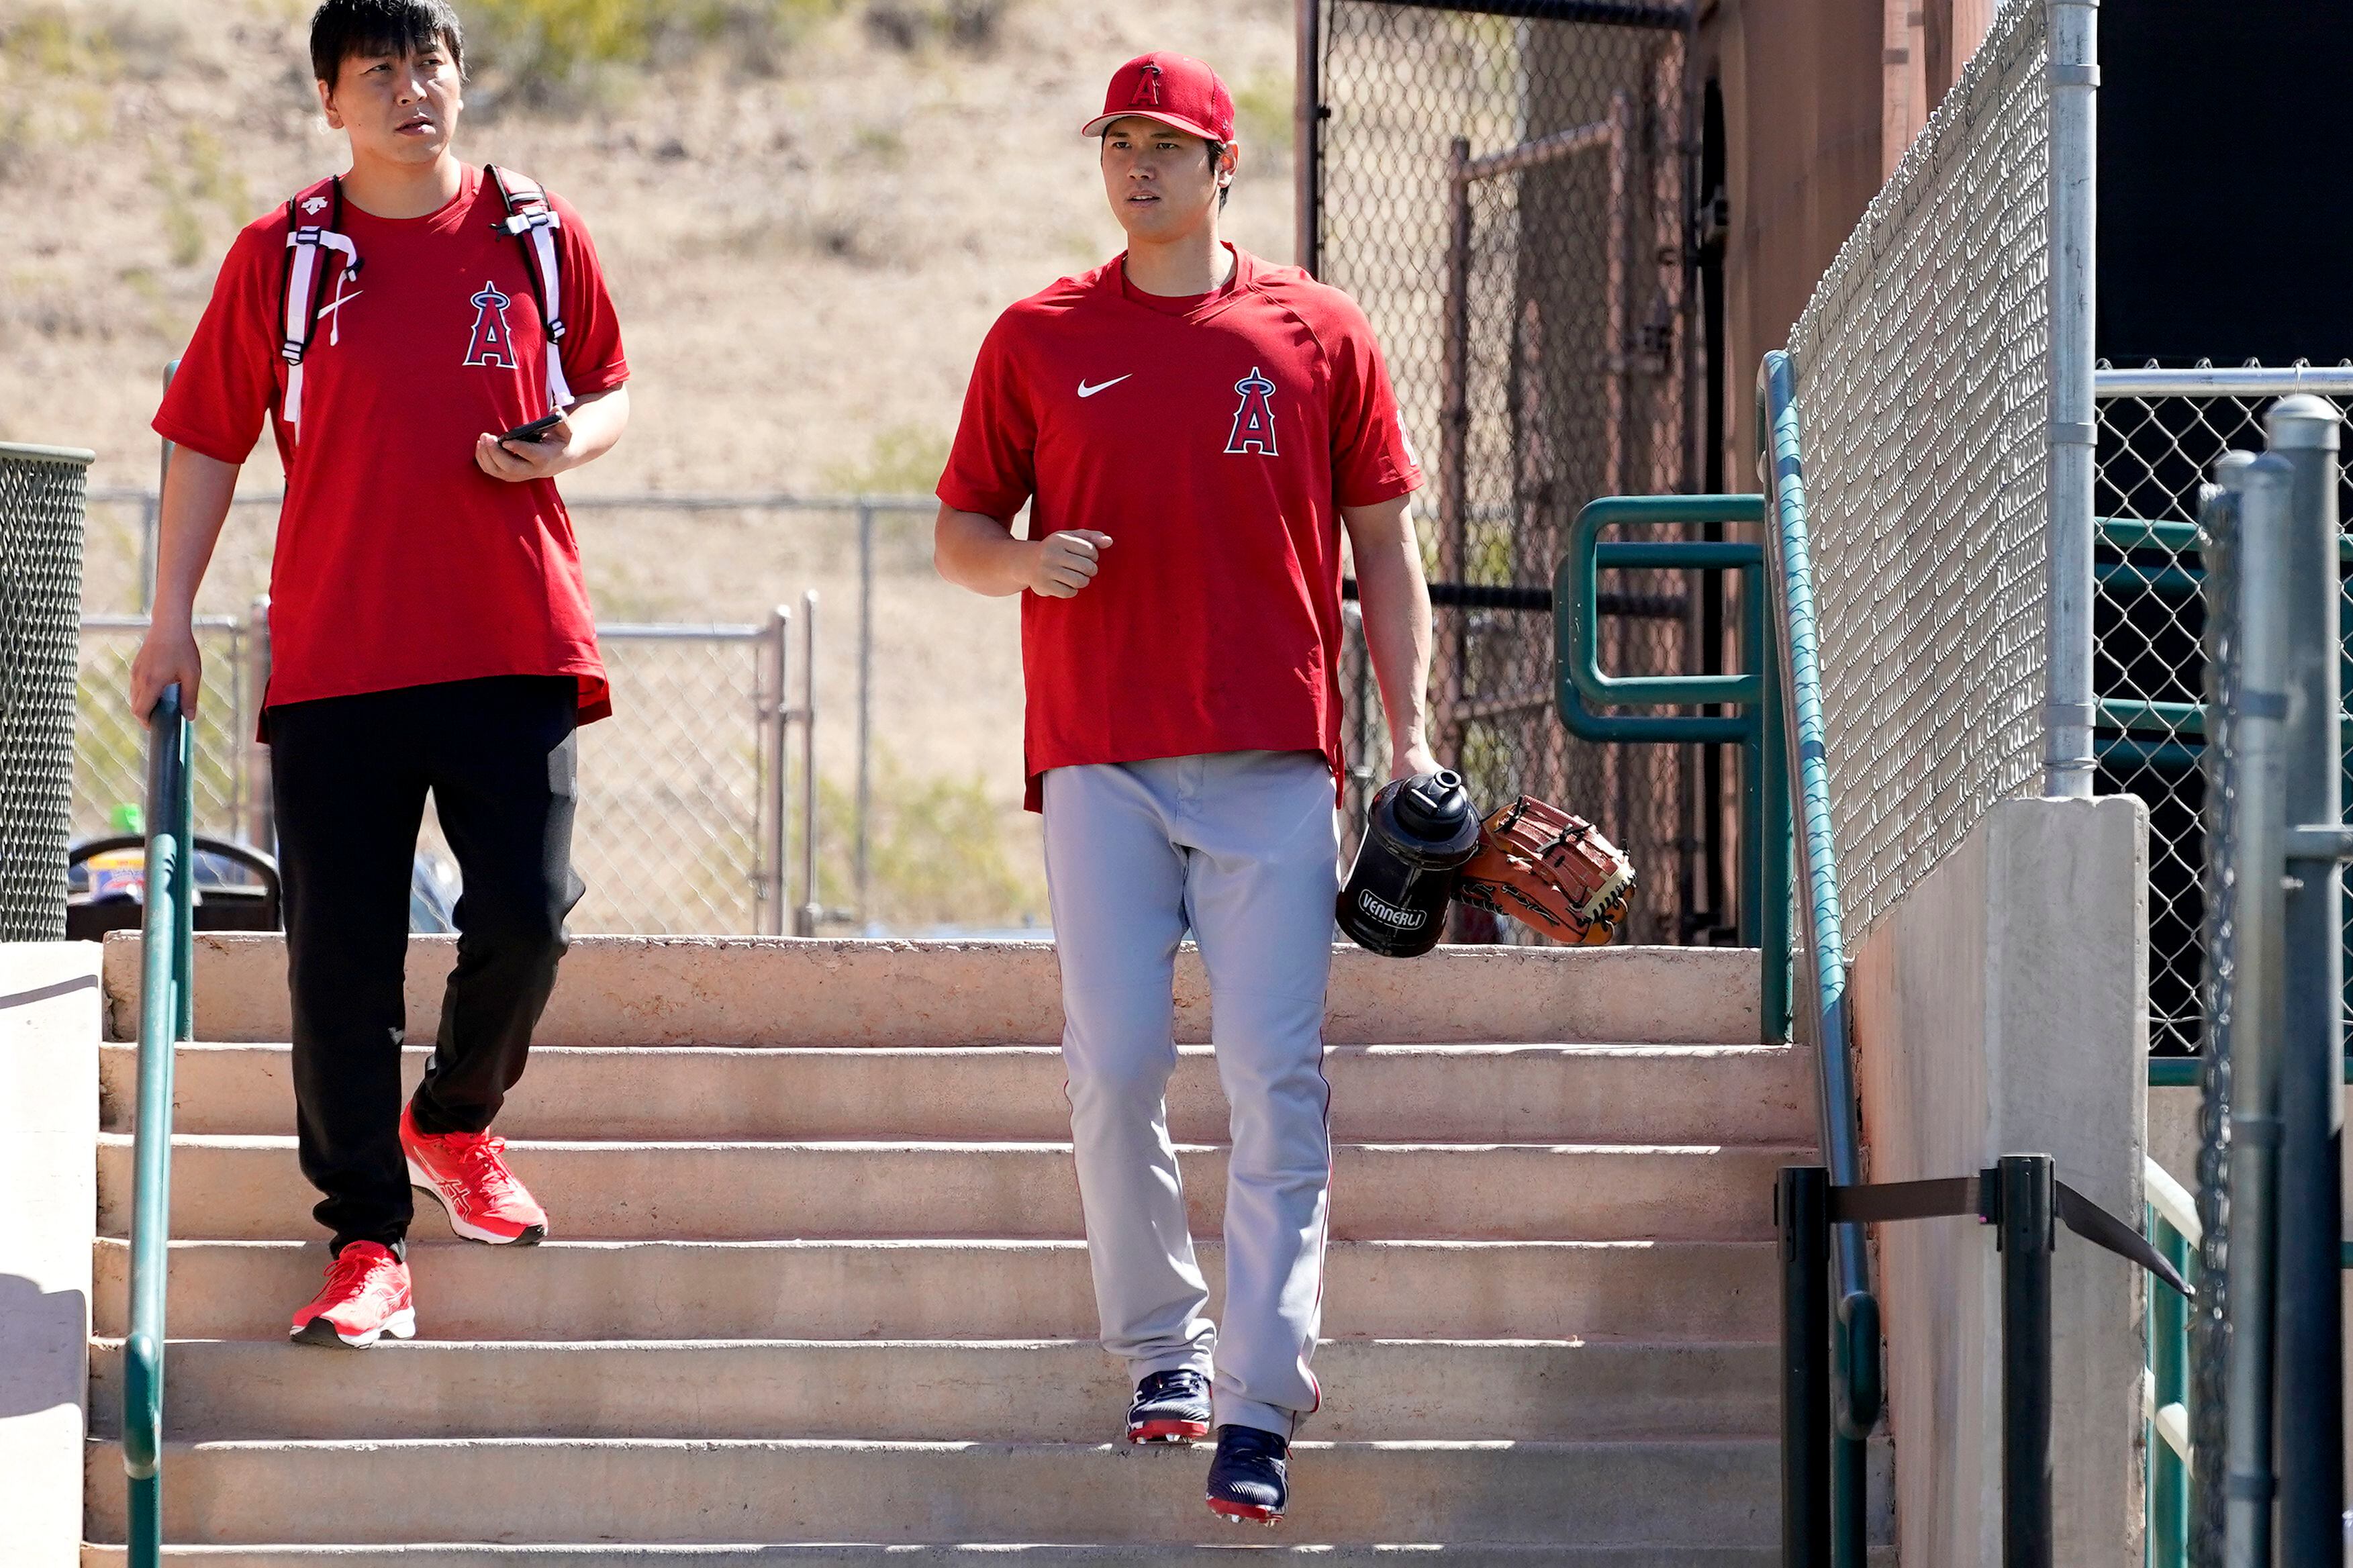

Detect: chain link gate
[1309, 0, 1702, 943]
[1, 442, 95, 940]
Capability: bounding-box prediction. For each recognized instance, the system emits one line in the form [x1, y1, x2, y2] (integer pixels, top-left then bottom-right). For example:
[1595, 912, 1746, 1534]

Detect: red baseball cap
[1080, 52, 1236, 143]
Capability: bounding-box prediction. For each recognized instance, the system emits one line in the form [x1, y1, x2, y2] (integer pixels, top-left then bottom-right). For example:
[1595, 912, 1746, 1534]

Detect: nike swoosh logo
[1077, 375, 1131, 399]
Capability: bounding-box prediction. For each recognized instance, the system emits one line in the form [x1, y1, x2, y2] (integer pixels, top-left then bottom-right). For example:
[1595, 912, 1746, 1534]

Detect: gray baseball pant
[1042, 749, 1341, 1440]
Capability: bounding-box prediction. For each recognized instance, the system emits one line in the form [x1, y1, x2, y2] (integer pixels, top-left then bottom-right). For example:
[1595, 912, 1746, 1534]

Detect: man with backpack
[130, 0, 630, 1346]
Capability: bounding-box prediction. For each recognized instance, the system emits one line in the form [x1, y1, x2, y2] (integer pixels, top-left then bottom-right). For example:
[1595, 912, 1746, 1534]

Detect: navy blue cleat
[1204, 1423, 1289, 1525]
[1125, 1367, 1212, 1444]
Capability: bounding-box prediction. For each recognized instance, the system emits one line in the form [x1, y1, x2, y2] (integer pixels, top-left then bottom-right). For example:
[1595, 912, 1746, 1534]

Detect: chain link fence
[1314, 0, 1698, 943]
[1778, 0, 2060, 942]
[2092, 365, 2353, 1055]
[1, 443, 94, 940]
[72, 611, 798, 936]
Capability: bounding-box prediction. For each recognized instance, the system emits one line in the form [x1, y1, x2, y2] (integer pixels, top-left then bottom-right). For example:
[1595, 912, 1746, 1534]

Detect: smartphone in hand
[498, 410, 567, 450]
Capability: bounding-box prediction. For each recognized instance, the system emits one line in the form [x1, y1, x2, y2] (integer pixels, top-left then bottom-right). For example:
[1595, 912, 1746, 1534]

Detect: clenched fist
[1027, 530, 1113, 599]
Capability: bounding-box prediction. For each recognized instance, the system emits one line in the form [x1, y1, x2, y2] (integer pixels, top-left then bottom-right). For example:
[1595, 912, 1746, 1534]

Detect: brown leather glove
[1455, 795, 1636, 945]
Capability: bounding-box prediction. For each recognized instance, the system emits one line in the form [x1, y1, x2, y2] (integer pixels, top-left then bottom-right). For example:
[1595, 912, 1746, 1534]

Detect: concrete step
[99, 1042, 1808, 1145]
[97, 1136, 1805, 1243]
[83, 1436, 1890, 1547]
[80, 1546, 1888, 1566]
[87, 1337, 1773, 1443]
[93, 1238, 1776, 1342]
[102, 935, 1762, 1048]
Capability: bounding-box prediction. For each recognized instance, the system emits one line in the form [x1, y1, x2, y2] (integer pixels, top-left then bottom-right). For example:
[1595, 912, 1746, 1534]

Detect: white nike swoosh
[1077, 376, 1131, 399]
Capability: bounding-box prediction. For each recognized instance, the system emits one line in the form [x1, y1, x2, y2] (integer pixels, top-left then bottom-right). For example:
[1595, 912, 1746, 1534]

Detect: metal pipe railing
[1758, 350, 1880, 1562]
[124, 682, 195, 1566]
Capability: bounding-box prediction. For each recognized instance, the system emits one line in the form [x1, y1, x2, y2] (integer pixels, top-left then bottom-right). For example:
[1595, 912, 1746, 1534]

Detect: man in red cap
[934, 50, 1437, 1526]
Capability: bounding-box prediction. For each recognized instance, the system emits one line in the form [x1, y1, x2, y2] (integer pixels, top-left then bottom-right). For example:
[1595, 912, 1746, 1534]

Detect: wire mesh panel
[1781, 0, 2054, 940]
[568, 629, 771, 936]
[74, 619, 252, 844]
[1316, 0, 1694, 942]
[1, 445, 94, 939]
[2093, 367, 2353, 1054]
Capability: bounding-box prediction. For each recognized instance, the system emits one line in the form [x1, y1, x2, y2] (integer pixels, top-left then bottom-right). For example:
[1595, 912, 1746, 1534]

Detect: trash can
[0, 442, 95, 941]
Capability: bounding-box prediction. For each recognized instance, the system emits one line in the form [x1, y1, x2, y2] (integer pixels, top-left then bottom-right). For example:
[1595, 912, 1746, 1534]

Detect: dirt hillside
[2, 0, 1297, 931]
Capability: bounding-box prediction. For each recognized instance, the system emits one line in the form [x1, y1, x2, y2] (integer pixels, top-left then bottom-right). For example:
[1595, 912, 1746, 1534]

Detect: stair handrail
[124, 682, 195, 1568]
[1756, 350, 1884, 1555]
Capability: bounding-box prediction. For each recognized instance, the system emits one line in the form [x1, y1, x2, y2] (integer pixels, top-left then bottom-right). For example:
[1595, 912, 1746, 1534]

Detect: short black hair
[310, 0, 465, 87]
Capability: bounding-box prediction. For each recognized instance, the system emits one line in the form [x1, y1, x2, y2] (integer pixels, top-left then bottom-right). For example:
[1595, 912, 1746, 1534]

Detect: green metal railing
[2141, 1052, 2353, 1568]
[125, 683, 194, 1567]
[1551, 492, 1787, 1032]
[1552, 351, 1880, 1563]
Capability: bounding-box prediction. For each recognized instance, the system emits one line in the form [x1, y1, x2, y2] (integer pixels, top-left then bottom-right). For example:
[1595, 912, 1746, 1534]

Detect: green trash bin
[0, 441, 97, 940]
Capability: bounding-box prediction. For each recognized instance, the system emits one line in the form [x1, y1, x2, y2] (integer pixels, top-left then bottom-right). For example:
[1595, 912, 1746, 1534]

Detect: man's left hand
[474, 419, 574, 483]
[1390, 745, 1445, 783]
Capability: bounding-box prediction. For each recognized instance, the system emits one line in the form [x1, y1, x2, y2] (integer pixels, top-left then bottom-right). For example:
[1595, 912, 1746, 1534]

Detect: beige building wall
[1849, 797, 2149, 1567]
[0, 943, 101, 1568]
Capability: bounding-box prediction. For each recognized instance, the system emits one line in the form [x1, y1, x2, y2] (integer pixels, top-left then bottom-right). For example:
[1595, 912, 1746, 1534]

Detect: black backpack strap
[277, 175, 360, 436]
[485, 164, 572, 409]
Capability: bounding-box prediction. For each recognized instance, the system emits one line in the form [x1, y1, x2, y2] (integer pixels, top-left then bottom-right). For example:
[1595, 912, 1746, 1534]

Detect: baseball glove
[1455, 795, 1636, 945]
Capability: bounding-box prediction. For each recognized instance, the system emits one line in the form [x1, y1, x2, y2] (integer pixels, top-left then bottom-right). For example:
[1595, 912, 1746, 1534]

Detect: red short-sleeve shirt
[154, 165, 628, 724]
[938, 246, 1421, 810]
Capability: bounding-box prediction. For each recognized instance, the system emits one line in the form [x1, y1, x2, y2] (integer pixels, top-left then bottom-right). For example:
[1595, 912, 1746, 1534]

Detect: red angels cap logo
[1224, 366, 1280, 457]
[1131, 61, 1163, 107]
[463, 280, 518, 369]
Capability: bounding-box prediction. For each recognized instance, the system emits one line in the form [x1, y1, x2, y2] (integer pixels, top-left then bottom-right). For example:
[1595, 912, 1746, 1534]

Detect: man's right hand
[1027, 530, 1114, 599]
[128, 622, 203, 726]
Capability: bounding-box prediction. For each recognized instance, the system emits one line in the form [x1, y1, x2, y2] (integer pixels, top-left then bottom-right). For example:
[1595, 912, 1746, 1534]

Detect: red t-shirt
[938, 246, 1421, 810]
[154, 165, 628, 724]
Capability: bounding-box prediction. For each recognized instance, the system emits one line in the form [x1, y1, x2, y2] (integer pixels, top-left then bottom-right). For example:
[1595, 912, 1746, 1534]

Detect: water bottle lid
[1393, 769, 1474, 841]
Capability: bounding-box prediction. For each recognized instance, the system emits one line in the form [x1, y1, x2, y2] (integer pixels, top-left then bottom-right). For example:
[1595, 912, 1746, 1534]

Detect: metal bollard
[1778, 1165, 1831, 1568]
[1996, 1154, 2056, 1568]
[2216, 451, 2296, 1568]
[2265, 393, 2346, 1567]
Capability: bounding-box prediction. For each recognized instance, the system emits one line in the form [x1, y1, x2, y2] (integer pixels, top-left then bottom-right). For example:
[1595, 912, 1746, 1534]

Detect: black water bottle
[1336, 771, 1483, 957]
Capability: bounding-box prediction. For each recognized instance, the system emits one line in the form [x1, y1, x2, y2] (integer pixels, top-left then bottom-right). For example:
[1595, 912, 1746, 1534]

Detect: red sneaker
[289, 1240, 416, 1349]
[401, 1104, 549, 1245]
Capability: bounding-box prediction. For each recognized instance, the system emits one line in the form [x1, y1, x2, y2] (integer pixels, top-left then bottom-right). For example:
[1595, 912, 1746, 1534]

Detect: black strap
[485, 164, 561, 342]
[1820, 1171, 2193, 1300]
[2056, 1179, 2194, 1300]
[1826, 1175, 1980, 1226]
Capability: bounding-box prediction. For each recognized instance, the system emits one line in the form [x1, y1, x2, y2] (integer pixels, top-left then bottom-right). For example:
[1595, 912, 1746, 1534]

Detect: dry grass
[1, 0, 1294, 929]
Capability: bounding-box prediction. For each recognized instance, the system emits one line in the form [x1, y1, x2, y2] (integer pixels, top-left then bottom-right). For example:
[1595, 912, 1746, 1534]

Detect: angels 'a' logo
[1224, 366, 1279, 456]
[463, 280, 518, 369]
[1131, 61, 1163, 107]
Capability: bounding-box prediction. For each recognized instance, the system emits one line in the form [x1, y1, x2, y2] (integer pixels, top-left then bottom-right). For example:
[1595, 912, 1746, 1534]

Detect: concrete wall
[1849, 796, 2148, 1568]
[0, 942, 101, 1568]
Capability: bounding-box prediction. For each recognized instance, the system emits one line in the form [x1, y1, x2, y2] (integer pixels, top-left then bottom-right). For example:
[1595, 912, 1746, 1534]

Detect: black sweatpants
[269, 675, 584, 1254]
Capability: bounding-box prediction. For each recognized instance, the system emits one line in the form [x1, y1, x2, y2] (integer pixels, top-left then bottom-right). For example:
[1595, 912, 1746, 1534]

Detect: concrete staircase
[81, 934, 1883, 1562]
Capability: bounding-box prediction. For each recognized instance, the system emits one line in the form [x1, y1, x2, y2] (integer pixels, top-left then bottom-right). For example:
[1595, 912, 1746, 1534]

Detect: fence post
[2216, 452, 2295, 1568]
[855, 503, 874, 931]
[1433, 138, 1471, 771]
[763, 605, 790, 937]
[1997, 1153, 2056, 1568]
[797, 589, 820, 939]
[2040, 0, 2097, 797]
[1778, 1165, 1831, 1568]
[244, 595, 272, 851]
[1293, 0, 1320, 275]
[147, 360, 176, 616]
[2264, 393, 2345, 1563]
